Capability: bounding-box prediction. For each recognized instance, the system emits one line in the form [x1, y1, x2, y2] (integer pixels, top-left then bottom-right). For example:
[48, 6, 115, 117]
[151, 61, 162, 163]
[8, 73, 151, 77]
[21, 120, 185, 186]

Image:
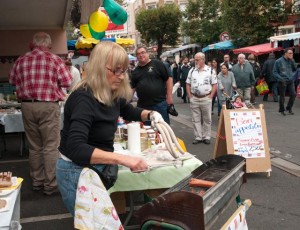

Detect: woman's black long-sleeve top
[58, 88, 143, 164]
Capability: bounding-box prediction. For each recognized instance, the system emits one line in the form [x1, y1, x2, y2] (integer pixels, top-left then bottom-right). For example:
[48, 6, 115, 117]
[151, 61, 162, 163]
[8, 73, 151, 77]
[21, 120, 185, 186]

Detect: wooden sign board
[213, 104, 271, 175]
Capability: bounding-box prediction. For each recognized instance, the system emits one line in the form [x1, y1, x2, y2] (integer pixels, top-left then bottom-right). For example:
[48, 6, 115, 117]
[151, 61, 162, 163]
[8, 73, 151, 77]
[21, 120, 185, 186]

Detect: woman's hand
[150, 111, 164, 123]
[121, 155, 149, 173]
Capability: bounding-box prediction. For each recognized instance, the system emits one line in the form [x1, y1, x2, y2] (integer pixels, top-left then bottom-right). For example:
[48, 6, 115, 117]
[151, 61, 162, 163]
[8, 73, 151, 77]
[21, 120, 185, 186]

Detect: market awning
[233, 43, 283, 56]
[75, 37, 135, 49]
[202, 40, 235, 52]
[160, 44, 201, 57]
[128, 54, 137, 61]
[269, 32, 300, 48]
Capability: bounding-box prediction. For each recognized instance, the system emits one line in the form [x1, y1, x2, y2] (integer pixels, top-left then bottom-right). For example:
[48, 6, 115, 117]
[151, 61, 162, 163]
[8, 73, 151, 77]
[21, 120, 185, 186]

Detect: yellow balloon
[89, 11, 109, 33]
[80, 24, 92, 38]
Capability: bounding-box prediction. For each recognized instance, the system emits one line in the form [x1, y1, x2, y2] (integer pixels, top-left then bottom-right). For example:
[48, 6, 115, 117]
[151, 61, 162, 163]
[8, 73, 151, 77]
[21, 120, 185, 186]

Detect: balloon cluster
[80, 0, 128, 40]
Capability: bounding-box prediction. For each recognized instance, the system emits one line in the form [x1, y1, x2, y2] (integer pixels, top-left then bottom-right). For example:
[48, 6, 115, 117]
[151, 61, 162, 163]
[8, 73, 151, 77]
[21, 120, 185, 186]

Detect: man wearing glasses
[273, 48, 297, 116]
[186, 52, 217, 145]
[131, 46, 173, 124]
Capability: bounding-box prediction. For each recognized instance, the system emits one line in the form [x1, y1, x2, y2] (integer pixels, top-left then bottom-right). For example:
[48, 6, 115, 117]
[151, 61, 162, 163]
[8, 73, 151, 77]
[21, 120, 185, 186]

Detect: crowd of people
[7, 31, 300, 227]
[160, 48, 299, 145]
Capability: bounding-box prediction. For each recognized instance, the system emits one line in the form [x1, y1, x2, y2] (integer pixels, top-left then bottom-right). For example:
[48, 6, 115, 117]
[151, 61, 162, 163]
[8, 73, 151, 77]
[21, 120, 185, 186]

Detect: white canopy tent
[269, 32, 300, 48]
[160, 44, 201, 57]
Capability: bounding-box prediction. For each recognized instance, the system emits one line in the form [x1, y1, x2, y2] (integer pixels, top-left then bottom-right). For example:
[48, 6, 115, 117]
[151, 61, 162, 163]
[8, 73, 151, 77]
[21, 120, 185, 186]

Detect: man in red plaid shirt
[9, 32, 72, 195]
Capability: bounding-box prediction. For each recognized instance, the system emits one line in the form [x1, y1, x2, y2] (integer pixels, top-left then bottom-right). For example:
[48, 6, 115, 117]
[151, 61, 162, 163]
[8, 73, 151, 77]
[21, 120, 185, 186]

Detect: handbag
[167, 104, 178, 116]
[177, 87, 183, 97]
[256, 80, 269, 95]
[89, 164, 118, 190]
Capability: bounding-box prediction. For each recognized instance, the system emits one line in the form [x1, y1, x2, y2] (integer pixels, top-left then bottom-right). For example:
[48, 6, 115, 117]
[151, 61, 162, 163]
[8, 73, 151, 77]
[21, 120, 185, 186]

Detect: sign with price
[213, 105, 271, 175]
[229, 111, 265, 158]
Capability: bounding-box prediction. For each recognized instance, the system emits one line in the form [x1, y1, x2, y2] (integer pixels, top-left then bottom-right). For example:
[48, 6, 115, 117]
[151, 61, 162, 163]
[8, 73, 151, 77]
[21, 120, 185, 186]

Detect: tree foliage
[181, 0, 222, 46]
[182, 0, 289, 48]
[135, 4, 182, 58]
[221, 0, 288, 47]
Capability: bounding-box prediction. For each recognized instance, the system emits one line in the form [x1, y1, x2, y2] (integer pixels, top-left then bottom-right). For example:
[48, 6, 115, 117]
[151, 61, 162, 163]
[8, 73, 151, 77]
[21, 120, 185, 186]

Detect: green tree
[221, 0, 288, 47]
[181, 0, 222, 46]
[135, 4, 182, 58]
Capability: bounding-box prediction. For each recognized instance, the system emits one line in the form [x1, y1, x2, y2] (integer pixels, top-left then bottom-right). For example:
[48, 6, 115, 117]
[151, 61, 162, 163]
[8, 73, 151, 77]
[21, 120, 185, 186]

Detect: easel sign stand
[213, 104, 272, 177]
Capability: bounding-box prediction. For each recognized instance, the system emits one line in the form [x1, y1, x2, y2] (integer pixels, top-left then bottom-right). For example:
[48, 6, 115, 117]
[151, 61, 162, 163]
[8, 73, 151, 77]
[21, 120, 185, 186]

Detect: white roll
[127, 122, 141, 154]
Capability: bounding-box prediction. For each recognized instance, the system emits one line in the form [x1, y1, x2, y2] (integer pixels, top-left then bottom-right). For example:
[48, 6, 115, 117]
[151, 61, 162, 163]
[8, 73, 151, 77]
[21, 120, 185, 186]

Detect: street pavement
[0, 94, 300, 229]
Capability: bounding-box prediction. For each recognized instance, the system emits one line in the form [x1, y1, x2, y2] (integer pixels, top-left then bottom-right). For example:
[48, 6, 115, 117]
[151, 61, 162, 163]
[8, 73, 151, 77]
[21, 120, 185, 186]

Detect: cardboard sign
[229, 111, 265, 158]
[213, 105, 271, 174]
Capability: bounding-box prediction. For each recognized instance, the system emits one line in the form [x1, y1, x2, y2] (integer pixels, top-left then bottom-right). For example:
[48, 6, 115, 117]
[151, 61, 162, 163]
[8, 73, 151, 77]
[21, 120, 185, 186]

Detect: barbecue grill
[136, 155, 246, 230]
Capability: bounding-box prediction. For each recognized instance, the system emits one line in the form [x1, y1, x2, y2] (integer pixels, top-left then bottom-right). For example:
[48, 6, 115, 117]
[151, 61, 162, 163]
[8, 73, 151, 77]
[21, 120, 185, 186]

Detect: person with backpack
[248, 54, 261, 104]
[178, 57, 192, 103]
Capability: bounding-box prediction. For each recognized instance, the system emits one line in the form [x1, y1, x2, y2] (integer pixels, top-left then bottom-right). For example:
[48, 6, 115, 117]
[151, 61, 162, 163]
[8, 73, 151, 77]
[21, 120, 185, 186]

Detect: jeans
[56, 158, 105, 216]
[278, 80, 296, 112]
[263, 81, 278, 101]
[143, 100, 170, 126]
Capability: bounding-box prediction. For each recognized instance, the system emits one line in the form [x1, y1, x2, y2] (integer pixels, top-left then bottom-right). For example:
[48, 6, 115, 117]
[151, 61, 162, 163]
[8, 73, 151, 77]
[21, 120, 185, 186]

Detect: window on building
[278, 25, 295, 35]
[293, 0, 300, 13]
[146, 4, 157, 9]
[164, 1, 173, 4]
[179, 3, 187, 11]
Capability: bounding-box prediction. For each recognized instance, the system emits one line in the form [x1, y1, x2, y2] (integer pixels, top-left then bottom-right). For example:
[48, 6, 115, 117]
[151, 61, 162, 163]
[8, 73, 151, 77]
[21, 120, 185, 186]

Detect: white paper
[127, 122, 141, 154]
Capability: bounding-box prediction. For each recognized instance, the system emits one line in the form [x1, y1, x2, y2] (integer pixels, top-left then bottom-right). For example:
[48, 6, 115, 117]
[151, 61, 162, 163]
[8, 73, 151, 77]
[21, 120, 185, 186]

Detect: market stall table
[0, 108, 64, 157]
[108, 150, 203, 228]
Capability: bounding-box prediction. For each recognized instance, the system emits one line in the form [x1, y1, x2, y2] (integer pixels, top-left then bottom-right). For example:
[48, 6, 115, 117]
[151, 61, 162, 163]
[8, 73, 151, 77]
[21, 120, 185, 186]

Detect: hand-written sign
[230, 111, 265, 158]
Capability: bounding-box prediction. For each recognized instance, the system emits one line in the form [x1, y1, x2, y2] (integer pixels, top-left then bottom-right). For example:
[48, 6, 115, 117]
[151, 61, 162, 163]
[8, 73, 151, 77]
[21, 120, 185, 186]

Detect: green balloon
[89, 24, 106, 40]
[103, 0, 128, 25]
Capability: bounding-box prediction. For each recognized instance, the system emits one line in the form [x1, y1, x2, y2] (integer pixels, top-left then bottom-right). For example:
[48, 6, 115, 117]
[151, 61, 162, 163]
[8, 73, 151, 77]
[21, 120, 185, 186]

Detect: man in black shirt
[131, 46, 173, 124]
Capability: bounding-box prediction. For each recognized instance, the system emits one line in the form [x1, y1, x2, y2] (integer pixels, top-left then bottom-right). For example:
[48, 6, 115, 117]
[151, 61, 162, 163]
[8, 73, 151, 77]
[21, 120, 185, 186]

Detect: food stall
[100, 120, 250, 229]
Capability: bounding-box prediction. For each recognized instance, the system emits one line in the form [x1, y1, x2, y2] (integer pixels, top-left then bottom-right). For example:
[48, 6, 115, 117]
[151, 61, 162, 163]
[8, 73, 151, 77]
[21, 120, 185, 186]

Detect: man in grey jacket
[273, 48, 297, 115]
[232, 53, 255, 102]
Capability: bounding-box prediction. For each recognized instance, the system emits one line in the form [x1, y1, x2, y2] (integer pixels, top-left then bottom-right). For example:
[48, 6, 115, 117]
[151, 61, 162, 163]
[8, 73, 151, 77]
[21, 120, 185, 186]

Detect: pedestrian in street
[248, 54, 261, 105]
[178, 57, 192, 103]
[9, 32, 73, 195]
[172, 61, 179, 84]
[273, 48, 297, 115]
[131, 46, 173, 125]
[211, 58, 221, 114]
[65, 59, 81, 92]
[217, 63, 237, 114]
[56, 41, 163, 216]
[186, 52, 217, 145]
[220, 54, 233, 71]
[261, 53, 278, 102]
[232, 53, 256, 103]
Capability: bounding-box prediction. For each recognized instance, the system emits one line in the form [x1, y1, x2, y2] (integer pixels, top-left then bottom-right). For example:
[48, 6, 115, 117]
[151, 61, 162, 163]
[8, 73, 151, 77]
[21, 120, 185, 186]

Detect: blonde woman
[56, 41, 163, 216]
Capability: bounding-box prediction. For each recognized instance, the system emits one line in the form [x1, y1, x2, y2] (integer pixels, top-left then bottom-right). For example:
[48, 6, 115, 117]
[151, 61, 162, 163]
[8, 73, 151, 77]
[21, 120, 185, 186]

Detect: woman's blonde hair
[75, 41, 131, 106]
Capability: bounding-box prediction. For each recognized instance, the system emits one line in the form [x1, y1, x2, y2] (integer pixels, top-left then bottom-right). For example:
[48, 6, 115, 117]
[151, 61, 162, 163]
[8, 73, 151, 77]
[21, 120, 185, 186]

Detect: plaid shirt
[9, 48, 72, 101]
